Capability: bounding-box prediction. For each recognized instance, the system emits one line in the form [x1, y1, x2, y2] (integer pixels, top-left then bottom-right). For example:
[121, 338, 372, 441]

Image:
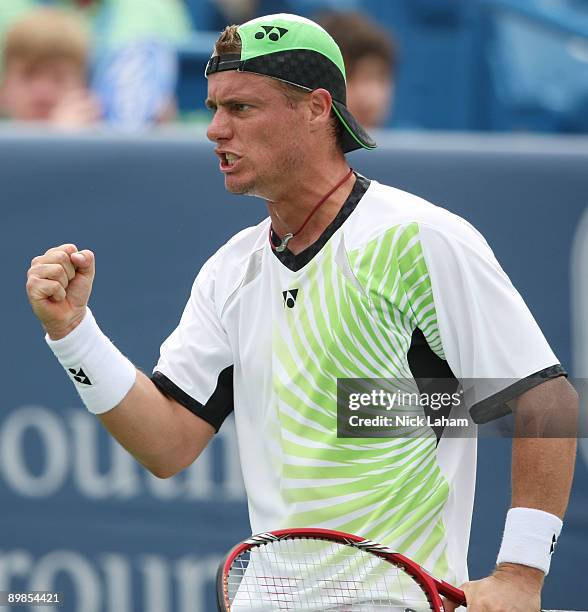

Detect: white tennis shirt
[153, 175, 563, 585]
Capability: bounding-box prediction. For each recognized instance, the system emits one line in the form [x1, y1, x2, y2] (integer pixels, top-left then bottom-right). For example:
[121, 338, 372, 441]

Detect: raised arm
[98, 371, 214, 477]
[26, 244, 214, 478]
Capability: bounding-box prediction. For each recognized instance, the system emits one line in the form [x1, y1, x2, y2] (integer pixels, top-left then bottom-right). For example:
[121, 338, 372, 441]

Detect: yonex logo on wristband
[550, 534, 557, 555]
[47, 308, 136, 414]
[68, 367, 92, 386]
[255, 26, 289, 42]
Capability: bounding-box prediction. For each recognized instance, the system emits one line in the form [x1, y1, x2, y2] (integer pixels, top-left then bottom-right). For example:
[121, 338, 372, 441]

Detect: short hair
[214, 24, 241, 56]
[2, 7, 89, 72]
[316, 11, 396, 77]
[214, 24, 346, 153]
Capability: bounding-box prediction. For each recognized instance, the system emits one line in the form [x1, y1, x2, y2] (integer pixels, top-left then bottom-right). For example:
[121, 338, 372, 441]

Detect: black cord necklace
[269, 168, 354, 253]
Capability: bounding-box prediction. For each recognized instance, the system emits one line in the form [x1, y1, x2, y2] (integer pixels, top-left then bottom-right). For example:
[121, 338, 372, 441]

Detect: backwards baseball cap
[205, 13, 377, 154]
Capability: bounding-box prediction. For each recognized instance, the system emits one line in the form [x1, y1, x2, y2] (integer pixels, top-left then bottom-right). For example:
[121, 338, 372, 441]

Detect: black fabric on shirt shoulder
[270, 173, 370, 272]
[469, 364, 567, 424]
[151, 368, 234, 433]
[406, 331, 567, 432]
[407, 328, 459, 443]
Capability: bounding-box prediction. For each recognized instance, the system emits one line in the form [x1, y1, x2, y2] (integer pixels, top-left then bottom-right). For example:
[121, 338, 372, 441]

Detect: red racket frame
[218, 527, 466, 611]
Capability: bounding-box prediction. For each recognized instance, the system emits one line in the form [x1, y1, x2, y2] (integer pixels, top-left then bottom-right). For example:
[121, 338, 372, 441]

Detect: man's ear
[308, 88, 333, 133]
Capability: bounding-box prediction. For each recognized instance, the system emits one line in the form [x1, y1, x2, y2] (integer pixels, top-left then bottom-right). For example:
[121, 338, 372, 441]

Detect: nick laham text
[348, 415, 470, 428]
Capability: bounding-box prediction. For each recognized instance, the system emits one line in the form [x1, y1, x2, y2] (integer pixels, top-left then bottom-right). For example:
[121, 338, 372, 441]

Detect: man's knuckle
[50, 268, 67, 285]
[48, 264, 63, 278]
[55, 251, 70, 265]
[47, 280, 62, 297]
[33, 264, 49, 279]
[28, 280, 48, 299]
[66, 265, 76, 279]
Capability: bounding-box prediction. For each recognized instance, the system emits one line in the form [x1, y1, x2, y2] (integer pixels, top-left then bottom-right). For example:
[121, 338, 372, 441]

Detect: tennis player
[26, 14, 577, 611]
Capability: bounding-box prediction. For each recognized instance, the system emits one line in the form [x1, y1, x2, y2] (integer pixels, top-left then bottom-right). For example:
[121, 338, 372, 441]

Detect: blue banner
[2, 131, 587, 611]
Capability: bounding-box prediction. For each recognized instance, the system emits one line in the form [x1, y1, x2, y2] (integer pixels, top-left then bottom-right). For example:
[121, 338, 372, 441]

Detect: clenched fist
[26, 243, 95, 340]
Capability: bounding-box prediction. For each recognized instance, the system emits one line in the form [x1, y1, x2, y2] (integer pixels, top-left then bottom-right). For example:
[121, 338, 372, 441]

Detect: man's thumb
[71, 250, 95, 276]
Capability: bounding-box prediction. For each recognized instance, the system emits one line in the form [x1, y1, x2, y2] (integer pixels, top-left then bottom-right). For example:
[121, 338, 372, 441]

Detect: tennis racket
[217, 527, 466, 611]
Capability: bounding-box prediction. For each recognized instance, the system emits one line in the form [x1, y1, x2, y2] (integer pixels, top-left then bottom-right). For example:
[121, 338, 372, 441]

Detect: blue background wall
[1, 129, 587, 610]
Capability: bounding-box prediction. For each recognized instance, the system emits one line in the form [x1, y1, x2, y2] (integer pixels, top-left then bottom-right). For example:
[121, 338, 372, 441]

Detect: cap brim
[332, 101, 377, 153]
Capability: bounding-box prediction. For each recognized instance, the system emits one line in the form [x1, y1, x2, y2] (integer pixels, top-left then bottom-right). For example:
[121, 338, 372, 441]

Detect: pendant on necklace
[276, 232, 294, 253]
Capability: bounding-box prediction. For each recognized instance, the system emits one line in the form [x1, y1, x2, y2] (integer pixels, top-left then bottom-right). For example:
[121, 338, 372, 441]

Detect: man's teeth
[226, 154, 238, 164]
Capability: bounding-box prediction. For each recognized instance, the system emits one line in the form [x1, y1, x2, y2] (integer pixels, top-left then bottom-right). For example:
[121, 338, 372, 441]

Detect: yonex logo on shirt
[255, 26, 289, 42]
[282, 289, 299, 309]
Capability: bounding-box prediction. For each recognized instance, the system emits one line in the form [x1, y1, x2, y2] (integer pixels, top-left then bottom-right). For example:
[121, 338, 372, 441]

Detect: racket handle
[436, 580, 467, 606]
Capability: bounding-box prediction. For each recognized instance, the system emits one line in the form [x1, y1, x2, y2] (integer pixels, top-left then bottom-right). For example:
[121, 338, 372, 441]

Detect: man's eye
[234, 103, 251, 112]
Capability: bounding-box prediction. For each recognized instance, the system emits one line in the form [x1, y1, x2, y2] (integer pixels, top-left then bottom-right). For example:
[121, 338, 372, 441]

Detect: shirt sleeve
[414, 217, 565, 423]
[152, 253, 234, 432]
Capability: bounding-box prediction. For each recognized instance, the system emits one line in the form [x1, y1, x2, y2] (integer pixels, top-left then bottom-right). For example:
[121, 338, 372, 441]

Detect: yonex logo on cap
[255, 26, 289, 42]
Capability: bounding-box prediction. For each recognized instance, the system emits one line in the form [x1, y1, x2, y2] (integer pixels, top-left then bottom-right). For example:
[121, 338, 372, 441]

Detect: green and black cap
[205, 13, 377, 154]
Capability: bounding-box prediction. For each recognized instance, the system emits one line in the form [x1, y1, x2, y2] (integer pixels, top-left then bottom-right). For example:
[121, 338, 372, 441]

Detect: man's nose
[207, 109, 232, 142]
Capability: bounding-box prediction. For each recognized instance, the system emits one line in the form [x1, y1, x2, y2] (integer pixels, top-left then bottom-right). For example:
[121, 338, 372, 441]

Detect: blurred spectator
[92, 38, 179, 130]
[317, 11, 396, 129]
[0, 1, 191, 54]
[0, 1, 32, 43]
[0, 7, 100, 128]
[0, 0, 192, 130]
[73, 0, 191, 129]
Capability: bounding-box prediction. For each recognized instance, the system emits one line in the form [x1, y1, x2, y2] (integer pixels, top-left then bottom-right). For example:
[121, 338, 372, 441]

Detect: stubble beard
[224, 145, 306, 199]
[225, 177, 257, 197]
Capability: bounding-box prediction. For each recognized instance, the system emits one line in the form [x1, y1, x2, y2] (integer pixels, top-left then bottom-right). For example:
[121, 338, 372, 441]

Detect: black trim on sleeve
[469, 364, 567, 424]
[151, 368, 234, 433]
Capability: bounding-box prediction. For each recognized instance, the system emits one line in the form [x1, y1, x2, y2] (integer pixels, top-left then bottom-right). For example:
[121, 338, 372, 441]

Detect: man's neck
[267, 160, 355, 256]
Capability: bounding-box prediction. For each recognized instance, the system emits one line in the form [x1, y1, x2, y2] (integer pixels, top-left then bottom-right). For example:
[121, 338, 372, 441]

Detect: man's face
[206, 71, 308, 199]
[1, 58, 85, 121]
[346, 55, 393, 129]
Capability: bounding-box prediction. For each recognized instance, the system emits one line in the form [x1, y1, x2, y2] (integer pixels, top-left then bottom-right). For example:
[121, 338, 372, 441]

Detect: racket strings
[226, 537, 434, 611]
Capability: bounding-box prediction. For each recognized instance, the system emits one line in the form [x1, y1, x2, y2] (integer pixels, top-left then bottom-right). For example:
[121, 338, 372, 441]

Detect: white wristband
[45, 308, 137, 415]
[496, 507, 562, 574]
